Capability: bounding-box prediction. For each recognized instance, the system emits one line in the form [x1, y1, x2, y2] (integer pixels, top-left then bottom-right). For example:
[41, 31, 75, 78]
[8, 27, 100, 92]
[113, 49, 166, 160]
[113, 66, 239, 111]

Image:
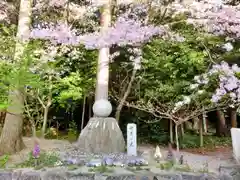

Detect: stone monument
[77, 99, 125, 153]
[127, 123, 137, 156]
[92, 99, 112, 117]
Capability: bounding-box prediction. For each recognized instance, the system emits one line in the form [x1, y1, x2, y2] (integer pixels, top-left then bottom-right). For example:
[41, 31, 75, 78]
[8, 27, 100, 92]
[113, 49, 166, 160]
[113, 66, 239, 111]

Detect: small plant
[175, 164, 192, 172]
[17, 151, 61, 169]
[16, 140, 62, 169]
[88, 165, 113, 173]
[157, 161, 174, 170]
[126, 166, 150, 172]
[0, 154, 9, 168]
[198, 161, 209, 173]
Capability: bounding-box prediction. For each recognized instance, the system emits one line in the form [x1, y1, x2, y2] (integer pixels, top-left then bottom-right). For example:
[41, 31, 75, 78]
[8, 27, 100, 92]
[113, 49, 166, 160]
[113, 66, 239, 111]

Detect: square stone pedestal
[231, 128, 240, 162]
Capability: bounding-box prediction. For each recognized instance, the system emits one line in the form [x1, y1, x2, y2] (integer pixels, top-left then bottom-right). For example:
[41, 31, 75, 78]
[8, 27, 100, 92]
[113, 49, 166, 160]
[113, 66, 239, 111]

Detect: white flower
[197, 90, 204, 94]
[229, 104, 235, 108]
[222, 42, 233, 52]
[194, 75, 201, 83]
[190, 84, 199, 90]
[54, 161, 63, 166]
[175, 101, 184, 108]
[183, 96, 191, 104]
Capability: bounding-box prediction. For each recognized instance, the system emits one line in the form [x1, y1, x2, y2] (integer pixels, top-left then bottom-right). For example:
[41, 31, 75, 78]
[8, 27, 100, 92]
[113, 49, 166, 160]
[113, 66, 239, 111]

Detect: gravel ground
[57, 142, 236, 173]
[7, 138, 236, 174]
[138, 145, 236, 173]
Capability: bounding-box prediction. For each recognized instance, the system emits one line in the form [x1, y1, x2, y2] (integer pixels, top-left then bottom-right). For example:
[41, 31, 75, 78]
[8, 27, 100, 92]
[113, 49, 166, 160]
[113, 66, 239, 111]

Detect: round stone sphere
[92, 99, 112, 117]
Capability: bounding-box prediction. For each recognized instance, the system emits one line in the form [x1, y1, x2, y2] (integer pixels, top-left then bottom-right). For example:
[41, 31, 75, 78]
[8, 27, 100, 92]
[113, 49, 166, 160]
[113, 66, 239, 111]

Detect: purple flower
[229, 92, 236, 101]
[32, 143, 40, 158]
[224, 76, 239, 91]
[211, 94, 221, 103]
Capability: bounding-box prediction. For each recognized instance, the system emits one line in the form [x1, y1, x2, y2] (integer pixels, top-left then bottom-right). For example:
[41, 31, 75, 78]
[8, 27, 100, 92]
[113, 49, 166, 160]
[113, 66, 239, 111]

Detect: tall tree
[0, 0, 32, 154]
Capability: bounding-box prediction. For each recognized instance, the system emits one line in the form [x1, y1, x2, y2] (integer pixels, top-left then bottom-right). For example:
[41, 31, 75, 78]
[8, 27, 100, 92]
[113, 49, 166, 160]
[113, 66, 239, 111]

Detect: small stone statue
[154, 145, 162, 162]
[166, 143, 176, 164]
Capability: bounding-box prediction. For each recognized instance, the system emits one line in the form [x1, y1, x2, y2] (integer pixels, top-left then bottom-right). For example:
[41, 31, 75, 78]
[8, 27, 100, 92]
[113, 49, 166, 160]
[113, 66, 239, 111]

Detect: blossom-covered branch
[0, 0, 15, 23]
[170, 0, 240, 38]
[30, 15, 169, 49]
[192, 61, 240, 108]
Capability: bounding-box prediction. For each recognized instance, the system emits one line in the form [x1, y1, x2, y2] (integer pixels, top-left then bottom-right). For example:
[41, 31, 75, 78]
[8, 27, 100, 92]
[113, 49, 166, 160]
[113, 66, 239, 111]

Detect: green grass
[0, 154, 9, 168]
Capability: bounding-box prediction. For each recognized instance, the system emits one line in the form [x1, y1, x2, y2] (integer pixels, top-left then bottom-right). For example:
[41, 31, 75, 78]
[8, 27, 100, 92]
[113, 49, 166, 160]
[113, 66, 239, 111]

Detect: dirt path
[6, 137, 236, 173]
[138, 144, 235, 173]
[7, 137, 70, 165]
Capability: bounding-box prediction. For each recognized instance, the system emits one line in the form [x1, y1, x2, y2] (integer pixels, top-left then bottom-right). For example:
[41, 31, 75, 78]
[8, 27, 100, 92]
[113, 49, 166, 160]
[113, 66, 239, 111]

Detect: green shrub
[179, 132, 232, 149]
[0, 155, 9, 168]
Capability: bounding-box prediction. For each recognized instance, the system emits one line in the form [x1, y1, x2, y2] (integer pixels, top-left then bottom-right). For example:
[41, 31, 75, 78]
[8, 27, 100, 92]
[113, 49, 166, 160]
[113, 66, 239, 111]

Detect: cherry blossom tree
[29, 0, 240, 153]
[30, 1, 171, 153]
[1, 0, 239, 153]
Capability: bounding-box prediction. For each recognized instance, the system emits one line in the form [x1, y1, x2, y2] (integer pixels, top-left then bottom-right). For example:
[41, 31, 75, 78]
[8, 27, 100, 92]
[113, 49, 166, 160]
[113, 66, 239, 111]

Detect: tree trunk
[81, 95, 86, 131]
[169, 120, 173, 143]
[203, 109, 207, 133]
[175, 124, 179, 152]
[0, 90, 25, 154]
[185, 121, 192, 130]
[32, 124, 36, 137]
[216, 110, 227, 136]
[41, 107, 49, 138]
[115, 68, 137, 122]
[180, 123, 184, 137]
[199, 117, 203, 147]
[230, 108, 237, 128]
[0, 0, 32, 154]
[41, 75, 52, 138]
[192, 117, 199, 131]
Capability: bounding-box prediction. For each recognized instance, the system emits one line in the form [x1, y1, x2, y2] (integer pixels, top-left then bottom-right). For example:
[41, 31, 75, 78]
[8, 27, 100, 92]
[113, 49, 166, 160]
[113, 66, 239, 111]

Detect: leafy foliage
[0, 155, 9, 168]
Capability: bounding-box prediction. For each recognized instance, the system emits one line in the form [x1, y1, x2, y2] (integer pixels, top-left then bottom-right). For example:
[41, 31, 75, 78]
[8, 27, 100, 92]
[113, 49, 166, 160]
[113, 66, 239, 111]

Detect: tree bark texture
[80, 95, 86, 131]
[199, 117, 203, 147]
[41, 107, 49, 138]
[216, 110, 227, 136]
[115, 68, 137, 122]
[203, 110, 208, 133]
[169, 120, 173, 143]
[230, 108, 237, 128]
[175, 124, 179, 152]
[0, 0, 32, 154]
[0, 90, 25, 154]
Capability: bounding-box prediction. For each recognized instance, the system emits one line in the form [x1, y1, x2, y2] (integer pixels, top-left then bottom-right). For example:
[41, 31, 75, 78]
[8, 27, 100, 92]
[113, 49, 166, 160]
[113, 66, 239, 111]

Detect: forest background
[0, 0, 239, 154]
